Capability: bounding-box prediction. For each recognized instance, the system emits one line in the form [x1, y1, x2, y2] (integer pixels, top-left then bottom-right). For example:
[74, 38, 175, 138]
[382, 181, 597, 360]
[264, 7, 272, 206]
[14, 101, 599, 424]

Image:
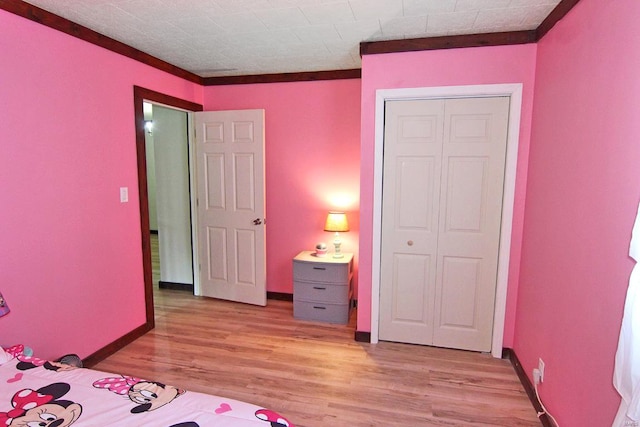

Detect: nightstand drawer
[293, 261, 349, 283]
[293, 300, 350, 324]
[294, 281, 349, 304]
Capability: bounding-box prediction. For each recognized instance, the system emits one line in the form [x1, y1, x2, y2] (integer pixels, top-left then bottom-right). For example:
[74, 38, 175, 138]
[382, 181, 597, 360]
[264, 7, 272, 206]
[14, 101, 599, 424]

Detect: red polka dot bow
[93, 376, 142, 395]
[0, 388, 54, 425]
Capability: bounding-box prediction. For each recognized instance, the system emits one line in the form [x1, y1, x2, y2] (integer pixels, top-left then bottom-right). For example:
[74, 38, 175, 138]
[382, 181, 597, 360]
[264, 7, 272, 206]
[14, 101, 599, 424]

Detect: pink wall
[0, 10, 202, 360]
[514, 0, 640, 424]
[358, 45, 537, 346]
[203, 80, 361, 295]
[4, 4, 636, 421]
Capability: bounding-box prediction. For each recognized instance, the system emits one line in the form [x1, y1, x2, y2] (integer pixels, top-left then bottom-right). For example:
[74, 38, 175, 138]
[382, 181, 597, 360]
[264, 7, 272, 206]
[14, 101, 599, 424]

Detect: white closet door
[379, 97, 510, 352]
[379, 99, 444, 344]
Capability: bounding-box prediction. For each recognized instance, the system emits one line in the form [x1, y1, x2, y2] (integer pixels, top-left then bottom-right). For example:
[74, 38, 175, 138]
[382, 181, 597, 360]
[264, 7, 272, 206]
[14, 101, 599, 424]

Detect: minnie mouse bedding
[0, 345, 293, 427]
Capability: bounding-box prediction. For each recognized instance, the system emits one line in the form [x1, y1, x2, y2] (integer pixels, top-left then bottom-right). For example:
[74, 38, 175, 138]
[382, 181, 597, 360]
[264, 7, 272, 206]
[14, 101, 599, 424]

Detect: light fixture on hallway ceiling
[324, 211, 349, 258]
[144, 120, 153, 134]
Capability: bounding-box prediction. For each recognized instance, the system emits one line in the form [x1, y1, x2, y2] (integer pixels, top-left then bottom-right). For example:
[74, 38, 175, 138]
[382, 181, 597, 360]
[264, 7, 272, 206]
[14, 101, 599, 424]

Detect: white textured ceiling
[23, 0, 561, 77]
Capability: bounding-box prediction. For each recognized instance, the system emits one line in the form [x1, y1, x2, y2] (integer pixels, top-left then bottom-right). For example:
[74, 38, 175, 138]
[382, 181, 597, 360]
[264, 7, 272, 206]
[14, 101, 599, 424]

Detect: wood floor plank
[91, 287, 541, 426]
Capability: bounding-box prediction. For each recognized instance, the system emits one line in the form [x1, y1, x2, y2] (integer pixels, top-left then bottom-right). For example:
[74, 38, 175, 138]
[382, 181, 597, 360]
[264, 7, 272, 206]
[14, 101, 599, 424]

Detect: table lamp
[324, 211, 349, 258]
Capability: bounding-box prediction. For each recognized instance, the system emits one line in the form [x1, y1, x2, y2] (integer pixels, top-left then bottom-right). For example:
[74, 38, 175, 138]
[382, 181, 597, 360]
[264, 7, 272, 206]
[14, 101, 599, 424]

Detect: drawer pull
[313, 306, 327, 310]
[313, 286, 326, 290]
[312, 267, 326, 270]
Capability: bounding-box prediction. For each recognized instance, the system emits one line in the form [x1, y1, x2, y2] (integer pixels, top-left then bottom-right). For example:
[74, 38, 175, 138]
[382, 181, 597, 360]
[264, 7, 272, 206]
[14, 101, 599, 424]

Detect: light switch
[120, 187, 129, 203]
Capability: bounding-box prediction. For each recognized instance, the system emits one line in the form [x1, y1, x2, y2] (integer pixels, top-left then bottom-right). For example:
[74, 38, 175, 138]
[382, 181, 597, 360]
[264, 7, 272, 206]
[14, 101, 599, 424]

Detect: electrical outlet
[538, 358, 545, 383]
[533, 368, 541, 385]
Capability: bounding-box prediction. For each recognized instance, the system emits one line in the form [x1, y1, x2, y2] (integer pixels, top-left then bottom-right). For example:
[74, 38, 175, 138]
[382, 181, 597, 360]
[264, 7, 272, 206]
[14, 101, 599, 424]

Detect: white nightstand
[292, 251, 354, 324]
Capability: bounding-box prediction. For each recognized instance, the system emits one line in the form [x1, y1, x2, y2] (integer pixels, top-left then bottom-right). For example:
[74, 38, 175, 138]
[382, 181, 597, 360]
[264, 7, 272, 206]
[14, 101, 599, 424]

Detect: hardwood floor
[92, 288, 541, 426]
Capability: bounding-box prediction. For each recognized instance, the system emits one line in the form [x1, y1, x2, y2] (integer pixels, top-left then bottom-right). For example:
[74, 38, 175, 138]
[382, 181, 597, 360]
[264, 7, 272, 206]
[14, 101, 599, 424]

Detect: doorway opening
[144, 102, 194, 293]
[133, 86, 203, 328]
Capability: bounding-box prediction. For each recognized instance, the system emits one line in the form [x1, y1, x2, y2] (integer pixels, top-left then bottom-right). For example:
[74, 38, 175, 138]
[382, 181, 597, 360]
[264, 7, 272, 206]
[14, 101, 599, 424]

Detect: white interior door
[194, 110, 266, 306]
[379, 96, 510, 352]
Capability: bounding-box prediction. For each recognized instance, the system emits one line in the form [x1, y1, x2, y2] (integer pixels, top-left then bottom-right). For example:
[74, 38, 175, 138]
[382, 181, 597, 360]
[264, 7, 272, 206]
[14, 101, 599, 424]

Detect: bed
[0, 345, 294, 427]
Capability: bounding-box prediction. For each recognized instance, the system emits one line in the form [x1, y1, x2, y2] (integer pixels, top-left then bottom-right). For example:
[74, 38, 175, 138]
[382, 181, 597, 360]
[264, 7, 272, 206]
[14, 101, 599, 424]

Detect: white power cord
[533, 368, 560, 426]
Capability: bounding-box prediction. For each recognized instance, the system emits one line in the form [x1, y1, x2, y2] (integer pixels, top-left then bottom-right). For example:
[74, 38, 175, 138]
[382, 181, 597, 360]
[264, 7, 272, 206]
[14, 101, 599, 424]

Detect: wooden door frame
[371, 84, 523, 358]
[133, 86, 203, 328]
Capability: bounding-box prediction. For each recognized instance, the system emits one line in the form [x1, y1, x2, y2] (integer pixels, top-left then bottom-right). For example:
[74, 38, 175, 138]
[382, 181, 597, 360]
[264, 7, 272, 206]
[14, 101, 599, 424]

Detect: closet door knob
[407, 240, 414, 246]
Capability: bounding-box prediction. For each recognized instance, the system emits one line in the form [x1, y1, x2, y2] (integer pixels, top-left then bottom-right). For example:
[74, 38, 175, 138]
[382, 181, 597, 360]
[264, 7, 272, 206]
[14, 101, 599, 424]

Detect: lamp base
[332, 235, 344, 258]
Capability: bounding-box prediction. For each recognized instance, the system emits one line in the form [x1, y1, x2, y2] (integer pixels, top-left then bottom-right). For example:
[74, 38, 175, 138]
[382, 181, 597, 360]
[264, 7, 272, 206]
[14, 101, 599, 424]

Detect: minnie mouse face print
[0, 382, 82, 427]
[127, 381, 185, 414]
[93, 376, 185, 414]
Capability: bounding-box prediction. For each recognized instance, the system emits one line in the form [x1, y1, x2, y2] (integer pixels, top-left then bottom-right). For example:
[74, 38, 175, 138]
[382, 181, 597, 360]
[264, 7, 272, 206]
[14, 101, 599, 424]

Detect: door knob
[407, 240, 414, 246]
[253, 218, 262, 225]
